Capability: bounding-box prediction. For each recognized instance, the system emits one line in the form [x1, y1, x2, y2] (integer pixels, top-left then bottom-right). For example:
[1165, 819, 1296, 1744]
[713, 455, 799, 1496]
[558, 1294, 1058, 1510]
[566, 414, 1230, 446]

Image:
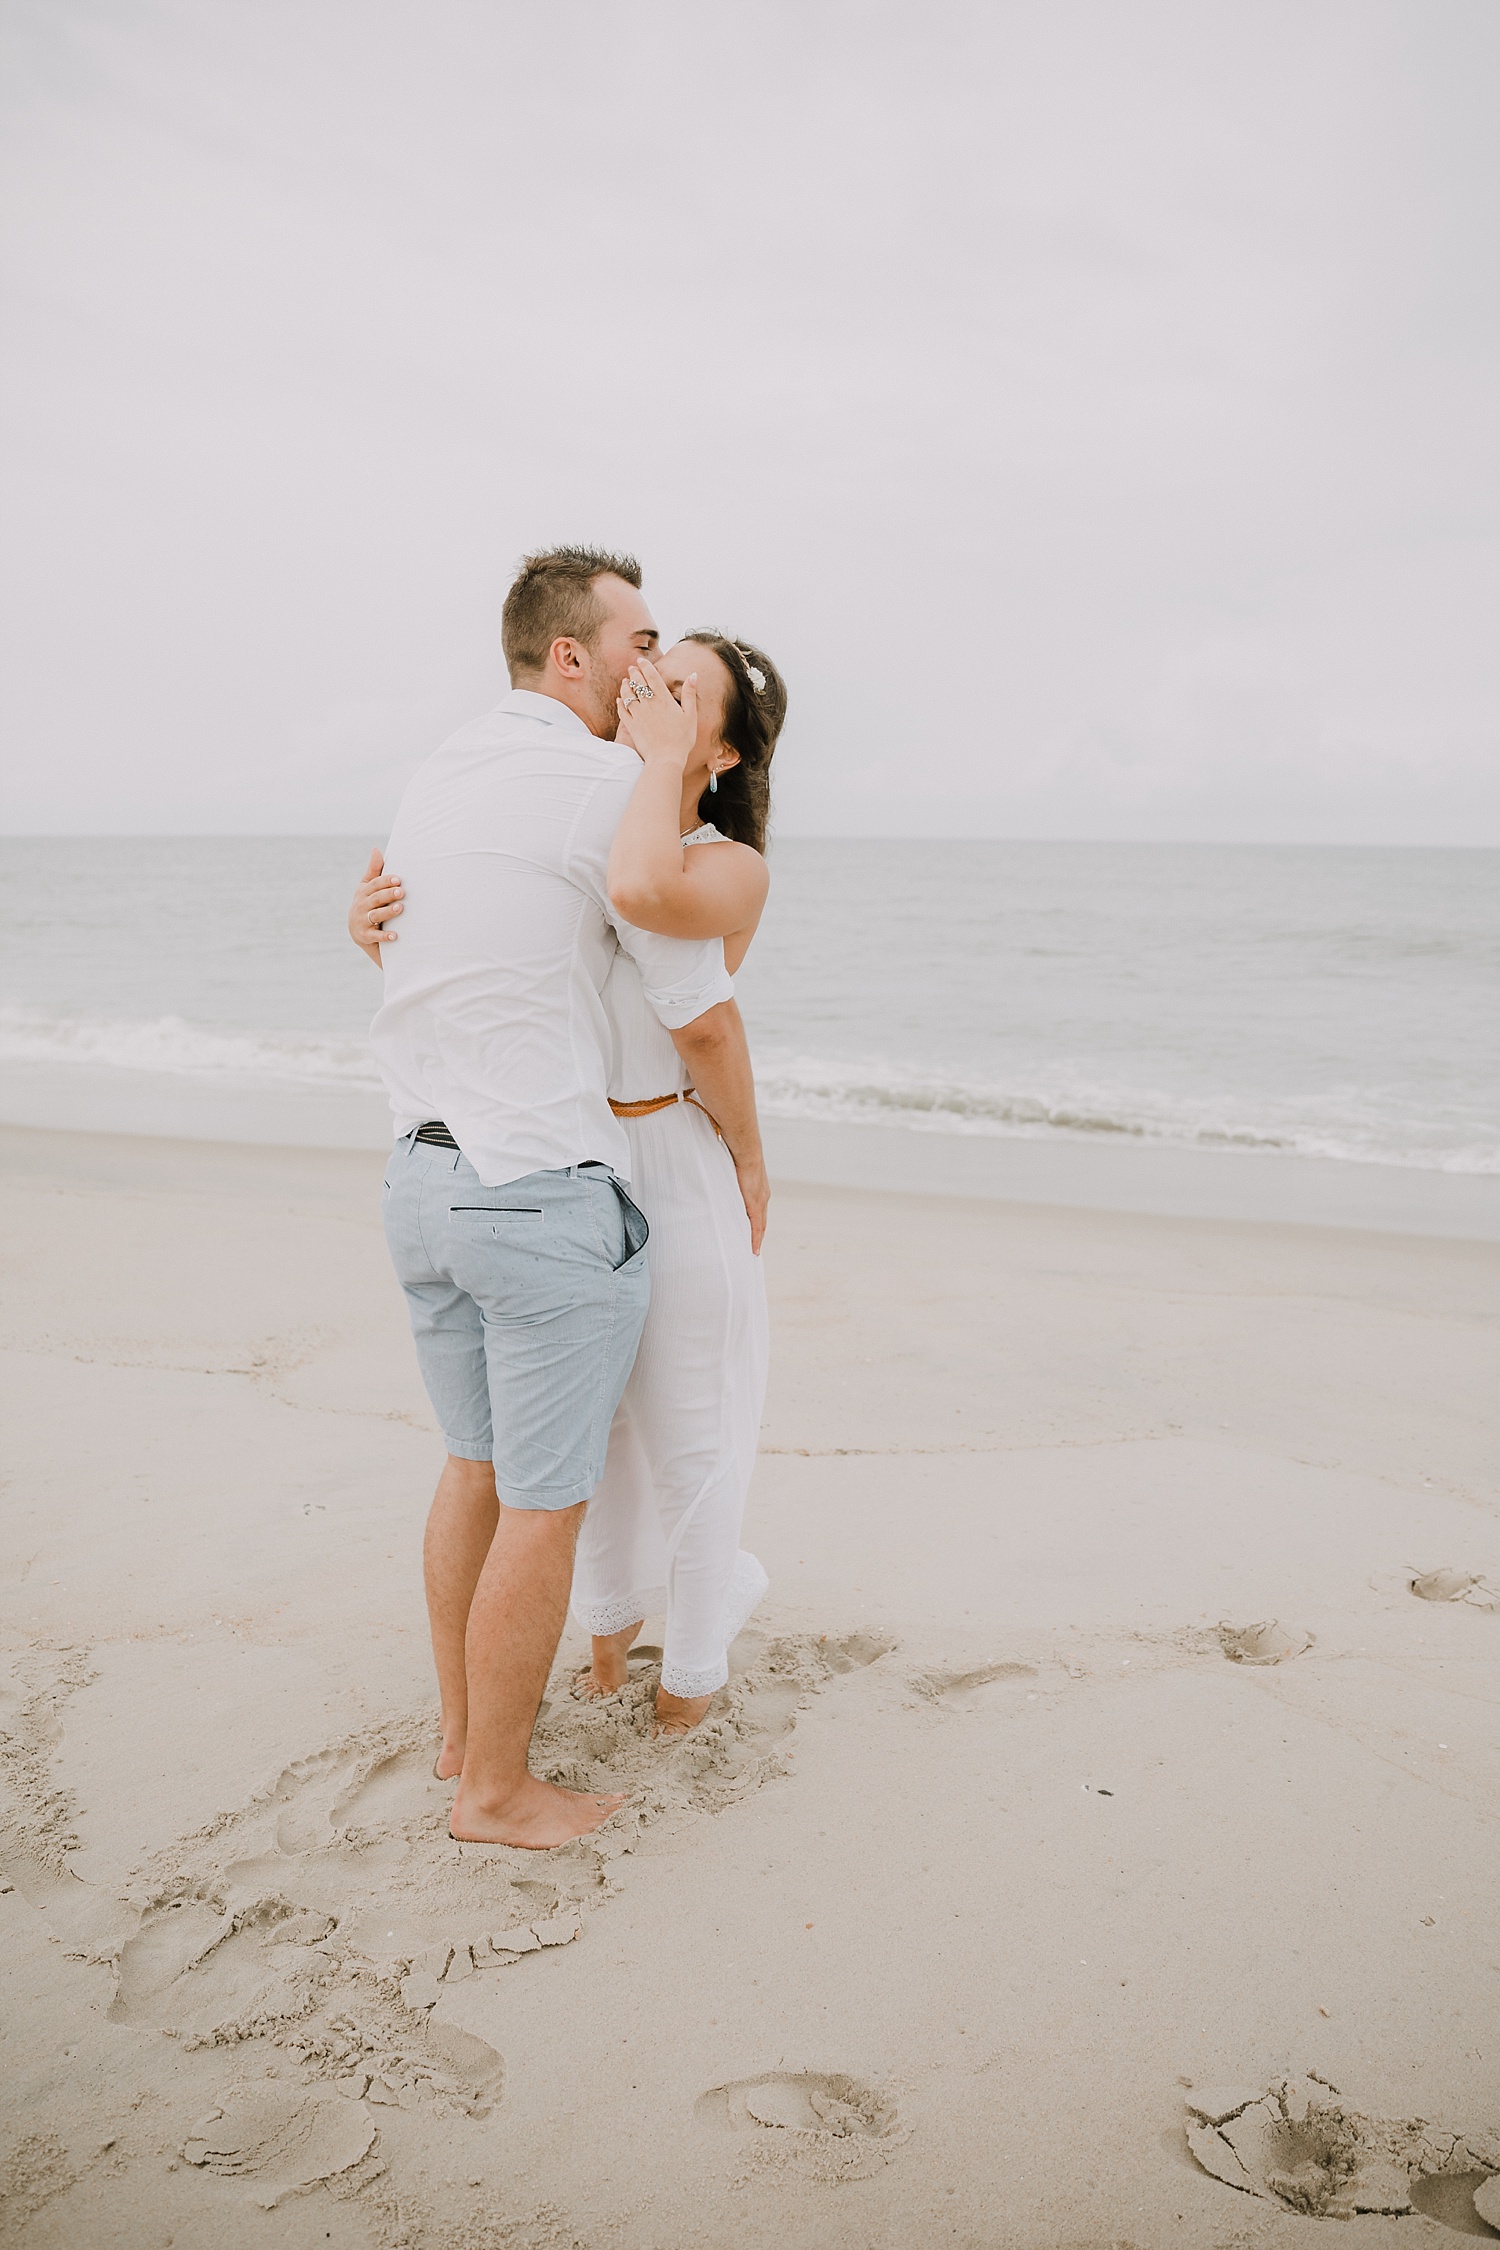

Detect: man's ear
[548, 635, 587, 679]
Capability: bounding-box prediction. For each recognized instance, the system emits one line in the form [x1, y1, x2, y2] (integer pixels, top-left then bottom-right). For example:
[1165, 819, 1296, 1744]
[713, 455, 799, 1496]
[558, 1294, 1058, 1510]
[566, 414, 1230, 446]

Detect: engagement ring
[633, 682, 654, 700]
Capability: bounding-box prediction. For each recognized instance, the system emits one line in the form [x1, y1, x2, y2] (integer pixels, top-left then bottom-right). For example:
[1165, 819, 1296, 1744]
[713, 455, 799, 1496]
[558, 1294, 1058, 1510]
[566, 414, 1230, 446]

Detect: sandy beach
[3, 1120, 1498, 2249]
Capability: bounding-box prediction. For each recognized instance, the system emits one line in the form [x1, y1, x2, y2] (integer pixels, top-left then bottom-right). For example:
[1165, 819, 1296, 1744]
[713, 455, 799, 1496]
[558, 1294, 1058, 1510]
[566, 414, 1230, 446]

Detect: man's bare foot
[576, 1620, 644, 1699]
[449, 1773, 628, 1849]
[433, 1741, 463, 1782]
[654, 1688, 715, 1737]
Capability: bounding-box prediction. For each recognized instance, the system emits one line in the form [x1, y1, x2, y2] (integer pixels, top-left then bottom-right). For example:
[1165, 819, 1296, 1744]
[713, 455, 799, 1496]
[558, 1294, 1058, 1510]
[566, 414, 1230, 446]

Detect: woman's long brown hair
[682, 631, 788, 855]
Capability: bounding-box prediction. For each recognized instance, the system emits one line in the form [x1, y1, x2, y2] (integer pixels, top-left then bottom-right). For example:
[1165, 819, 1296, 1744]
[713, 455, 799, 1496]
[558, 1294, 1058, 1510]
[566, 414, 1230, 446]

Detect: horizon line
[2, 830, 1498, 853]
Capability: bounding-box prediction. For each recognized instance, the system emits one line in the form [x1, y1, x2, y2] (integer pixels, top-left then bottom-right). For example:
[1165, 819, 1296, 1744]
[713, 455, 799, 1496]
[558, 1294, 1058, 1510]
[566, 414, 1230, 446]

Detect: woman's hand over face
[615, 658, 697, 771]
[349, 847, 404, 964]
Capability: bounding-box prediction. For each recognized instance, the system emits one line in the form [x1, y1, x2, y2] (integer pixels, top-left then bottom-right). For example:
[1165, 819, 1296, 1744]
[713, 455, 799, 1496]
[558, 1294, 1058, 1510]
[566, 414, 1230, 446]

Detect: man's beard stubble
[581, 653, 627, 740]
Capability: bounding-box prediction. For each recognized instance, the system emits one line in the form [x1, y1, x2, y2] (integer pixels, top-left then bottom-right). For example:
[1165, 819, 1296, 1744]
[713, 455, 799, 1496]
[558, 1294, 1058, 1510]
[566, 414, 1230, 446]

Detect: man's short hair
[501, 546, 643, 676]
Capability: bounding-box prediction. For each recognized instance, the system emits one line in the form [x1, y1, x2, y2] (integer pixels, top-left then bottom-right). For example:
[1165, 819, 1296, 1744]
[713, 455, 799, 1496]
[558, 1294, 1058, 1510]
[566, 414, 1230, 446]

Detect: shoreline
[5, 1062, 1500, 1240]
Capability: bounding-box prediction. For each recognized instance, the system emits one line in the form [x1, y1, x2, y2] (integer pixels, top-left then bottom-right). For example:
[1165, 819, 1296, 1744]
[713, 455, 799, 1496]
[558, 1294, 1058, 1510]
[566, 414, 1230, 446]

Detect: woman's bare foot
[576, 1620, 644, 1699]
[449, 1774, 628, 1849]
[654, 1688, 715, 1737]
[433, 1740, 463, 1782]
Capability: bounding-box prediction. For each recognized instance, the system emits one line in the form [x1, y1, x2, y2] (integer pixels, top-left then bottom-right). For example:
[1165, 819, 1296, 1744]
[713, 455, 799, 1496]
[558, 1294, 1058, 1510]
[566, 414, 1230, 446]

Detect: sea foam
[4, 1005, 1496, 1174]
[0, 1005, 382, 1090]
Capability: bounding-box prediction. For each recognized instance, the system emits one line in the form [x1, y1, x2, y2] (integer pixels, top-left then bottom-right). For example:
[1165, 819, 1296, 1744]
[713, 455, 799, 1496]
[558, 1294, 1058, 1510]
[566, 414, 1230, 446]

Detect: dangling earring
[708, 766, 718, 794]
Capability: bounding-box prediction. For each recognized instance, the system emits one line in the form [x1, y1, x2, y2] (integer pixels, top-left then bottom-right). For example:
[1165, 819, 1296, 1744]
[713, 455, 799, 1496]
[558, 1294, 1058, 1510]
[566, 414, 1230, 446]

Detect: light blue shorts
[382, 1135, 651, 1510]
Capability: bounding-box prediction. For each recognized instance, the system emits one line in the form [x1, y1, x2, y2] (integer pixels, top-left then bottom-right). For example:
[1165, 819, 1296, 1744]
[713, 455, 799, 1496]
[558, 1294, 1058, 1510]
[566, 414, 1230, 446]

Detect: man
[366, 546, 768, 1848]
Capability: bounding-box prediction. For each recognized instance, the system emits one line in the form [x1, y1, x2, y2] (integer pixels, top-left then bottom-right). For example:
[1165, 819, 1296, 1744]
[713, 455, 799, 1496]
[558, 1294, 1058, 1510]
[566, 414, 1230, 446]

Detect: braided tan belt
[608, 1088, 723, 1139]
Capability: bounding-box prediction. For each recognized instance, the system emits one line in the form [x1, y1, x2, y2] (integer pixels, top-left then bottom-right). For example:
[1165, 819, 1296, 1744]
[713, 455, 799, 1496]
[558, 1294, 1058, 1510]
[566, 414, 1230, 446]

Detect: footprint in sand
[97, 1631, 889, 2144]
[695, 2070, 907, 2181]
[208, 1722, 456, 1919]
[267, 1742, 361, 1855]
[1217, 1621, 1314, 1666]
[250, 1629, 892, 1892]
[265, 1733, 451, 1860]
[908, 1659, 1038, 1702]
[181, 2081, 377, 2208]
[109, 1866, 505, 2117]
[1411, 1569, 1500, 1612]
[330, 1742, 455, 1835]
[1185, 2075, 1500, 2226]
[113, 1890, 277, 2034]
[109, 1892, 330, 2032]
[541, 1628, 897, 1807]
[399, 1909, 583, 2010]
[79, 1627, 896, 2236]
[817, 1630, 896, 1674]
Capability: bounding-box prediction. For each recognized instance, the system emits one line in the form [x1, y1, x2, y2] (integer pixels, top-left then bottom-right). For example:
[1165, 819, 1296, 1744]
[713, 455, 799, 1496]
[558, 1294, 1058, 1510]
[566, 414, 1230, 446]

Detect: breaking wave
[0, 1005, 383, 1090]
[4, 1008, 1498, 1175]
[752, 1052, 1500, 1175]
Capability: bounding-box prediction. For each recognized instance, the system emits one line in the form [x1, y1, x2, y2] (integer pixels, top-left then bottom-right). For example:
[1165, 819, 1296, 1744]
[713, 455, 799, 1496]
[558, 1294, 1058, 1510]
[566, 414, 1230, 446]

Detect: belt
[417, 1103, 722, 1149]
[608, 1089, 722, 1139]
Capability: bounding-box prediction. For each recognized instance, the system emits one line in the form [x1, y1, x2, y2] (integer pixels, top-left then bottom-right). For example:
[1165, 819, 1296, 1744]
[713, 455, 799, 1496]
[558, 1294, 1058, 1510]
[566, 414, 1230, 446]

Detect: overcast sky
[1, 0, 1496, 842]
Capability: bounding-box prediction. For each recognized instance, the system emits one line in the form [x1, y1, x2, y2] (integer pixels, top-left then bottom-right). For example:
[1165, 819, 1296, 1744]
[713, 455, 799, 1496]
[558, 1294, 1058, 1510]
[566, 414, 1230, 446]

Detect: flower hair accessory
[734, 646, 767, 693]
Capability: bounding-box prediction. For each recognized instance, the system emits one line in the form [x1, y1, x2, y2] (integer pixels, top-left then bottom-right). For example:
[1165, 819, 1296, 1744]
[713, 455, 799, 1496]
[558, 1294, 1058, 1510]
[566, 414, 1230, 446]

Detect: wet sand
[2, 1123, 1498, 2248]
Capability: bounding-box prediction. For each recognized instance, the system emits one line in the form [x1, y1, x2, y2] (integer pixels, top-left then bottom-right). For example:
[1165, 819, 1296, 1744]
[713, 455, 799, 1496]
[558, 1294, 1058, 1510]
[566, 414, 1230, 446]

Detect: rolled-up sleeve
[569, 770, 735, 1029]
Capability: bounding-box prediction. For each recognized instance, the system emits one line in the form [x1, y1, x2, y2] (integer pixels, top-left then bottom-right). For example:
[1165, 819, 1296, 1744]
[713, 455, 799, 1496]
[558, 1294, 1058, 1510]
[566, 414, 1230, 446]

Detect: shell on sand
[1473, 2173, 1500, 2227]
[1217, 1621, 1313, 1665]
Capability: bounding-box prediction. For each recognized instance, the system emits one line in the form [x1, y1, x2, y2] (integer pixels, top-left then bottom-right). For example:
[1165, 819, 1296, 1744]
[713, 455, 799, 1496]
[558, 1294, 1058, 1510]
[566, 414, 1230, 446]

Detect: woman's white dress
[570, 825, 770, 1698]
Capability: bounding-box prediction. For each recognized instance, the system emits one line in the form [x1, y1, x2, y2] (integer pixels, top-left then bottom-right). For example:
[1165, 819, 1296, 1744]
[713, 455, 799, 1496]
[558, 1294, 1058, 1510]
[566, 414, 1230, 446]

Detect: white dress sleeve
[569, 775, 733, 1029]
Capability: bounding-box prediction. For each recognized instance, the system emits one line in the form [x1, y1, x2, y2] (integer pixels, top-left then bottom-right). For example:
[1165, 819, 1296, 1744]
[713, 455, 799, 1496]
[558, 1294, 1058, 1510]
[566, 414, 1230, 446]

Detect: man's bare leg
[449, 1499, 627, 1848]
[577, 1619, 645, 1699]
[424, 1455, 499, 1780]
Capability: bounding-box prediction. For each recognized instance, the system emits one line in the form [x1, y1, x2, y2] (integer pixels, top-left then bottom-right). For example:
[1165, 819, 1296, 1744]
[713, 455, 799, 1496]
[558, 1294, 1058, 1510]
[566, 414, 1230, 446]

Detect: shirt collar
[499, 687, 601, 739]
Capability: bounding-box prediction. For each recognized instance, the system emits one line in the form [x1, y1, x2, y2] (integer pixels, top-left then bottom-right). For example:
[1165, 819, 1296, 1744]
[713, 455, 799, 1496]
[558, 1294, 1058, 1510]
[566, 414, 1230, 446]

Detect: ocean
[4, 836, 1497, 1170]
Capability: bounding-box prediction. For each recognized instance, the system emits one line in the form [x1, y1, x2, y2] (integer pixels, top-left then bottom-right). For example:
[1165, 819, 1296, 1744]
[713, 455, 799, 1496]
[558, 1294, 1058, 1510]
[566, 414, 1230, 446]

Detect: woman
[349, 631, 787, 1736]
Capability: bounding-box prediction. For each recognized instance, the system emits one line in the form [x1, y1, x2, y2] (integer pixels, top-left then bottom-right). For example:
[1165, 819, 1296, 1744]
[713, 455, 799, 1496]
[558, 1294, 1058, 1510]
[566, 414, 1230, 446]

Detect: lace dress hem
[570, 1587, 662, 1639]
[659, 1550, 769, 1698]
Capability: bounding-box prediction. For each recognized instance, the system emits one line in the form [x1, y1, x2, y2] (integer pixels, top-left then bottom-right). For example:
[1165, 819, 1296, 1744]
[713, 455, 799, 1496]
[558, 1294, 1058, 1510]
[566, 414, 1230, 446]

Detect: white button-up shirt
[370, 690, 732, 1187]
